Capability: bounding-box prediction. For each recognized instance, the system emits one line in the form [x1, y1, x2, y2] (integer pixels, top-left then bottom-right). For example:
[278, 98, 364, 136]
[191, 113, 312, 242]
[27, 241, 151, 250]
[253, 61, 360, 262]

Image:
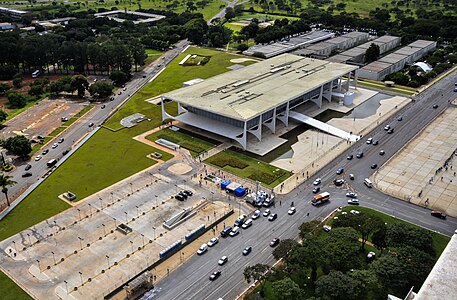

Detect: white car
[288, 207, 296, 215]
[207, 237, 219, 247]
[35, 155, 42, 161]
[313, 178, 321, 186]
[262, 209, 271, 217]
[252, 210, 261, 219]
[384, 124, 390, 131]
[347, 199, 360, 205]
[366, 137, 373, 144]
[52, 143, 58, 149]
[218, 256, 228, 266]
[323, 225, 332, 232]
[196, 243, 208, 255]
[346, 192, 357, 198]
[350, 210, 360, 215]
[241, 219, 253, 229]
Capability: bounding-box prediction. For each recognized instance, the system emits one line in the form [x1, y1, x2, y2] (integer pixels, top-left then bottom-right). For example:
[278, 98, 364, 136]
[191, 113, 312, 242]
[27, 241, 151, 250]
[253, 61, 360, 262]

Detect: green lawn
[205, 149, 292, 188]
[0, 271, 32, 300]
[143, 49, 163, 67]
[357, 79, 416, 96]
[146, 128, 216, 157]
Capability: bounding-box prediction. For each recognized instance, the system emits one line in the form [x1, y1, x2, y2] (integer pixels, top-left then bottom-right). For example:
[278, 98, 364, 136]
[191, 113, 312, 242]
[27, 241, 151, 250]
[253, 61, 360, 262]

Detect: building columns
[247, 116, 262, 142]
[161, 96, 174, 121]
[277, 102, 289, 127]
[263, 107, 276, 134]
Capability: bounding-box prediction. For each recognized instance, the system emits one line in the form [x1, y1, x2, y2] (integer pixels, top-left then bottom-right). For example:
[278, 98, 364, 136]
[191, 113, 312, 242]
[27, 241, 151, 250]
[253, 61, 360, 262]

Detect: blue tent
[221, 180, 231, 189]
[234, 187, 246, 197]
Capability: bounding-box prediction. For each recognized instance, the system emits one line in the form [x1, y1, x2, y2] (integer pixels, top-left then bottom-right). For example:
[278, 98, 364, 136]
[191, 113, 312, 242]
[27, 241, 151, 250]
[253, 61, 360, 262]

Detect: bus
[32, 70, 41, 78]
[312, 192, 330, 206]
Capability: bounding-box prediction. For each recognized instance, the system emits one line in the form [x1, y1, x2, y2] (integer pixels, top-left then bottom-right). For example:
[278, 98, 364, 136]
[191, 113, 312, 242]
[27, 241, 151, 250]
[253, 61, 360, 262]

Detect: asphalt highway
[151, 70, 457, 300]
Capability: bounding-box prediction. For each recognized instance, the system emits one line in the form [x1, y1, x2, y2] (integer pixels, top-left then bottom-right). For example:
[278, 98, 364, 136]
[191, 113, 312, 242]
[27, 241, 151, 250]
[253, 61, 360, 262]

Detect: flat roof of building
[163, 54, 357, 121]
[360, 61, 392, 73]
[379, 53, 408, 64]
[326, 54, 353, 63]
[343, 31, 369, 39]
[374, 35, 401, 43]
[94, 10, 165, 23]
[416, 231, 457, 300]
[326, 36, 351, 45]
[407, 40, 436, 48]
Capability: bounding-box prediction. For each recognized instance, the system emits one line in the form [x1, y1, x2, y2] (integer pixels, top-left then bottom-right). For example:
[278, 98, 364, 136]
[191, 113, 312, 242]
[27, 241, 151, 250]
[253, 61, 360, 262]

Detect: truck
[47, 159, 58, 167]
[312, 192, 330, 206]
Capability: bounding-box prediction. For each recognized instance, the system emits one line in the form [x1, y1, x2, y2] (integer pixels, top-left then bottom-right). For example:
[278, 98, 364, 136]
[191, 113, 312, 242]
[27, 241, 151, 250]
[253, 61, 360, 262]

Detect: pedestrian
[306, 212, 309, 217]
[279, 200, 282, 206]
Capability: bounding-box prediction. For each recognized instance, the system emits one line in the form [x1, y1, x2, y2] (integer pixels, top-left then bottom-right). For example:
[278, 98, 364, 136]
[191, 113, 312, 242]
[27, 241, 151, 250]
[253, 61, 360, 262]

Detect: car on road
[58, 138, 64, 143]
[270, 238, 280, 247]
[384, 124, 390, 131]
[398, 116, 403, 121]
[252, 210, 261, 219]
[229, 226, 240, 237]
[356, 152, 364, 158]
[323, 225, 332, 232]
[88, 122, 94, 127]
[52, 143, 58, 149]
[207, 237, 219, 247]
[25, 164, 31, 171]
[62, 149, 70, 155]
[349, 173, 355, 180]
[35, 155, 42, 161]
[334, 179, 345, 186]
[312, 186, 320, 194]
[313, 178, 321, 185]
[197, 243, 208, 255]
[433, 104, 438, 109]
[373, 140, 379, 145]
[387, 128, 394, 134]
[263, 209, 271, 217]
[347, 154, 353, 160]
[61, 117, 68, 122]
[336, 168, 344, 175]
[242, 246, 252, 256]
[37, 135, 45, 140]
[220, 226, 232, 238]
[347, 199, 359, 205]
[454, 87, 457, 92]
[22, 172, 32, 177]
[241, 219, 253, 229]
[234, 214, 247, 227]
[209, 270, 221, 281]
[371, 163, 378, 169]
[379, 150, 385, 156]
[123, 87, 127, 91]
[218, 256, 228, 266]
[431, 210, 447, 219]
[288, 207, 296, 215]
[346, 192, 357, 198]
[268, 213, 278, 221]
[366, 137, 373, 144]
[42, 149, 49, 155]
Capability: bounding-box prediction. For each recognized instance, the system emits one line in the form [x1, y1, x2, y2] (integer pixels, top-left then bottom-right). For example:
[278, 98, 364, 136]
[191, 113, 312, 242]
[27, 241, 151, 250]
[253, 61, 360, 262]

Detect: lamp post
[113, 217, 117, 227]
[130, 241, 134, 253]
[129, 183, 133, 194]
[101, 223, 106, 236]
[36, 259, 41, 272]
[152, 227, 156, 240]
[155, 195, 158, 207]
[105, 255, 110, 269]
[110, 191, 114, 204]
[99, 197, 103, 210]
[78, 237, 83, 250]
[79, 272, 84, 286]
[77, 208, 82, 221]
[211, 191, 214, 204]
[141, 233, 145, 248]
[12, 241, 17, 253]
[51, 251, 56, 265]
[88, 203, 92, 215]
[27, 233, 32, 245]
[135, 205, 140, 218]
[124, 211, 128, 223]
[149, 172, 153, 184]
[63, 280, 69, 294]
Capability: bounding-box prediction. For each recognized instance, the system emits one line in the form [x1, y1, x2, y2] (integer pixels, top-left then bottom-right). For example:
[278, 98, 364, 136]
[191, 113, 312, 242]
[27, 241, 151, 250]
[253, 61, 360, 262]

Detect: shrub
[207, 156, 248, 169]
[237, 44, 249, 51]
[200, 56, 211, 65]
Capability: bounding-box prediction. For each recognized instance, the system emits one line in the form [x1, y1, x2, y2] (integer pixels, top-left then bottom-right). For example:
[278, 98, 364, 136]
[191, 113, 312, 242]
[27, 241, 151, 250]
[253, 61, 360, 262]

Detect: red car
[431, 211, 447, 219]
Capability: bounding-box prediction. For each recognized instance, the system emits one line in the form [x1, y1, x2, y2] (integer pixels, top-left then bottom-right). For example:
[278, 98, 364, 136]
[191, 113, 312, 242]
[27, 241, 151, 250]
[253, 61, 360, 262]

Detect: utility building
[161, 54, 359, 150]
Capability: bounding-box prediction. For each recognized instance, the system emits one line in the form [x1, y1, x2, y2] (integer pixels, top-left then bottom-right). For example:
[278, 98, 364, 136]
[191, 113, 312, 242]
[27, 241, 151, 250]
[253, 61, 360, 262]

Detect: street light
[79, 272, 84, 286]
[63, 280, 69, 294]
[27, 233, 32, 245]
[129, 182, 133, 194]
[51, 251, 56, 265]
[12, 241, 17, 253]
[101, 223, 106, 236]
[211, 191, 214, 204]
[77, 208, 82, 221]
[99, 197, 103, 209]
[152, 227, 156, 240]
[88, 203, 92, 215]
[106, 255, 110, 269]
[141, 233, 145, 248]
[130, 241, 134, 253]
[113, 217, 117, 227]
[155, 195, 158, 207]
[78, 237, 84, 250]
[36, 259, 41, 272]
[124, 211, 128, 223]
[135, 205, 140, 218]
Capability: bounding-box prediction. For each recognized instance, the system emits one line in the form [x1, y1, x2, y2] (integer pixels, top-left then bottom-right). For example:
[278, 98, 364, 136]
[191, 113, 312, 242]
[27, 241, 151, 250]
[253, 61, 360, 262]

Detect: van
[220, 226, 232, 237]
[47, 159, 57, 167]
[229, 226, 240, 237]
[364, 178, 372, 188]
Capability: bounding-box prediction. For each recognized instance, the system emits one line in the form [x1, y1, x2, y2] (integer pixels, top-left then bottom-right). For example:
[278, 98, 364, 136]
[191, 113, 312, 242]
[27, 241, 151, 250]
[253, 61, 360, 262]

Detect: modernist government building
[161, 54, 360, 150]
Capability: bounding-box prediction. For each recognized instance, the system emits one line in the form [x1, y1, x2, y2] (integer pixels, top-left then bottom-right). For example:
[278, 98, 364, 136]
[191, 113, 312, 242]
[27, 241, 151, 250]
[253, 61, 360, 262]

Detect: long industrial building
[327, 35, 401, 64]
[161, 54, 359, 150]
[293, 31, 369, 58]
[0, 6, 31, 19]
[358, 40, 437, 81]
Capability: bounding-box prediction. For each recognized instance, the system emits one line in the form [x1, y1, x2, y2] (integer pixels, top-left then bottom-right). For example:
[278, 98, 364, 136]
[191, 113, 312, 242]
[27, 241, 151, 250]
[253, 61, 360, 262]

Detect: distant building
[94, 10, 165, 24]
[0, 6, 31, 19]
[0, 22, 13, 30]
[358, 40, 436, 81]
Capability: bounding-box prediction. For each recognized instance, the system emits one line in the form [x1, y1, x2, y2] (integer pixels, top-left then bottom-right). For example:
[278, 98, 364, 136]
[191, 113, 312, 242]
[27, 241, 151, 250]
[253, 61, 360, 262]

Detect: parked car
[178, 191, 188, 199]
[242, 246, 252, 256]
[350, 210, 360, 215]
[229, 226, 240, 237]
[313, 178, 321, 185]
[433, 104, 438, 109]
[270, 238, 280, 247]
[25, 164, 32, 171]
[268, 213, 278, 221]
[263, 209, 271, 217]
[252, 210, 261, 219]
[197, 243, 208, 255]
[323, 225, 332, 232]
[218, 256, 228, 266]
[209, 270, 221, 281]
[101, 105, 106, 109]
[62, 149, 70, 155]
[175, 194, 185, 201]
[397, 116, 403, 121]
[88, 122, 94, 127]
[336, 168, 344, 175]
[288, 207, 296, 215]
[373, 140, 379, 145]
[346, 192, 357, 198]
[22, 172, 32, 177]
[241, 219, 253, 229]
[431, 210, 447, 219]
[347, 199, 360, 205]
[61, 117, 68, 122]
[183, 190, 193, 196]
[312, 186, 321, 194]
[367, 251, 376, 262]
[208, 237, 219, 247]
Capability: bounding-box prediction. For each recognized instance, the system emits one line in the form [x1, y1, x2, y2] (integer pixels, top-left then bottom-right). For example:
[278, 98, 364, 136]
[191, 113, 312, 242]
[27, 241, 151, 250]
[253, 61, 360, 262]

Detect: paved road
[151, 71, 457, 300]
[1, 40, 190, 210]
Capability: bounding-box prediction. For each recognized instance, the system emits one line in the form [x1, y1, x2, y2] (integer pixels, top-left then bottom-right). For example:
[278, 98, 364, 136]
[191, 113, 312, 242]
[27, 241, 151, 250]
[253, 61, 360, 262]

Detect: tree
[385, 222, 435, 256]
[237, 43, 249, 51]
[371, 227, 387, 250]
[324, 227, 362, 272]
[70, 75, 89, 97]
[3, 135, 32, 157]
[315, 271, 364, 300]
[0, 173, 16, 207]
[0, 83, 11, 96]
[225, 7, 236, 21]
[272, 239, 299, 261]
[348, 269, 382, 299]
[6, 91, 27, 109]
[12, 77, 22, 89]
[271, 277, 302, 300]
[298, 220, 321, 240]
[0, 110, 7, 123]
[129, 39, 147, 72]
[370, 253, 409, 294]
[109, 70, 130, 86]
[289, 236, 324, 283]
[244, 264, 270, 293]
[365, 43, 380, 63]
[183, 18, 208, 45]
[334, 213, 384, 250]
[28, 85, 44, 97]
[88, 81, 113, 99]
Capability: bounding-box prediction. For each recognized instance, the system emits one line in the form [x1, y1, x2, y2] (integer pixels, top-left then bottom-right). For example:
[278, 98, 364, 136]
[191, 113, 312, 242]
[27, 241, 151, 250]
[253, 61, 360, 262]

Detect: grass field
[146, 128, 216, 157]
[143, 49, 163, 68]
[0, 271, 32, 300]
[205, 149, 292, 188]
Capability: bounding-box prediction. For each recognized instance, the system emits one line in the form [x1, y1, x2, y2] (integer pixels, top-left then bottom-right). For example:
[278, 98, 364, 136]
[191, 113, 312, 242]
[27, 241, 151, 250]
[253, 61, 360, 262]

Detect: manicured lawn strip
[104, 46, 257, 129]
[224, 23, 244, 32]
[333, 206, 450, 259]
[204, 149, 292, 187]
[146, 128, 215, 157]
[357, 80, 415, 96]
[0, 271, 32, 300]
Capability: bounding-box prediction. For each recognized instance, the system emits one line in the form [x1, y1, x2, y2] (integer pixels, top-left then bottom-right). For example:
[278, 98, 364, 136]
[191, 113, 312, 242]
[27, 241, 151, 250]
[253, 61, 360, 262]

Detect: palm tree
[0, 173, 16, 207]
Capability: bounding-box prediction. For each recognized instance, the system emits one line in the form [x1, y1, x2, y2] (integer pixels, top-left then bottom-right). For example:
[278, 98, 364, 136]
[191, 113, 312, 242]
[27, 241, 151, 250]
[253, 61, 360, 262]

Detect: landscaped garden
[205, 149, 292, 187]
